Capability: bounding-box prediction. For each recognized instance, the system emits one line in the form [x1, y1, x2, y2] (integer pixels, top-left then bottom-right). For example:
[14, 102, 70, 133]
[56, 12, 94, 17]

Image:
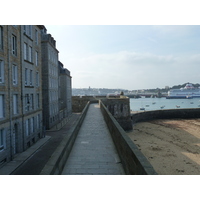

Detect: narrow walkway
[62, 103, 125, 175]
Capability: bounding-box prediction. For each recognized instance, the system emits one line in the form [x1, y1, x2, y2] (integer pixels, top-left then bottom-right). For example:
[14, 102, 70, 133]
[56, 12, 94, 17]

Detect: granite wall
[131, 108, 200, 123]
[101, 96, 133, 131]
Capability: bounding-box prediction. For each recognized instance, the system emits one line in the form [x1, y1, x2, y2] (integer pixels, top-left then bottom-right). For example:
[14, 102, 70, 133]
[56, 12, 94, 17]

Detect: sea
[130, 97, 200, 112]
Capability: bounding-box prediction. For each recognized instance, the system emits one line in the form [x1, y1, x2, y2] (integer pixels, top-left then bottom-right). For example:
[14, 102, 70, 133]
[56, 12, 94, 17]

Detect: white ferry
[166, 83, 200, 99]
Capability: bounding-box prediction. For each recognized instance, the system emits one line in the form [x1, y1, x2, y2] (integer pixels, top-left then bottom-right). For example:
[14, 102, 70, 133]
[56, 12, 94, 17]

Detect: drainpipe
[7, 26, 13, 160]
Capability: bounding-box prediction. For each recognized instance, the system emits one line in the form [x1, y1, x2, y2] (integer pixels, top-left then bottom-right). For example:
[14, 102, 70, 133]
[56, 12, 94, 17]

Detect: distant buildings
[72, 88, 128, 96]
[0, 25, 72, 166]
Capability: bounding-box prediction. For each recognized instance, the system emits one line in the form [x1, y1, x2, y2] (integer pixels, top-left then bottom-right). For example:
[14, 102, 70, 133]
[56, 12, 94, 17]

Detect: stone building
[41, 28, 60, 130]
[0, 25, 43, 166]
[58, 61, 72, 121]
[21, 25, 44, 148]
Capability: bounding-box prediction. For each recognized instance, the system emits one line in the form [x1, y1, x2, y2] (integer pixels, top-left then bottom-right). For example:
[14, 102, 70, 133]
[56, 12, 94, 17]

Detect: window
[0, 129, 5, 151]
[37, 114, 40, 129]
[30, 70, 32, 85]
[26, 119, 30, 136]
[23, 25, 26, 33]
[25, 94, 30, 111]
[12, 34, 17, 56]
[12, 65, 18, 85]
[25, 68, 28, 85]
[35, 51, 38, 66]
[24, 25, 32, 38]
[35, 29, 38, 45]
[25, 94, 34, 111]
[30, 94, 34, 110]
[0, 26, 3, 50]
[0, 94, 4, 118]
[24, 43, 28, 60]
[36, 72, 39, 87]
[13, 94, 18, 115]
[28, 46, 32, 62]
[0, 60, 4, 83]
[36, 94, 39, 108]
[30, 118, 33, 133]
[28, 25, 32, 38]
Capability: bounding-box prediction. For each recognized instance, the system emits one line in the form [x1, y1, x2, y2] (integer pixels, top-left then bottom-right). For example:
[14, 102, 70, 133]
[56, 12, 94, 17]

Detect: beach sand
[126, 119, 200, 175]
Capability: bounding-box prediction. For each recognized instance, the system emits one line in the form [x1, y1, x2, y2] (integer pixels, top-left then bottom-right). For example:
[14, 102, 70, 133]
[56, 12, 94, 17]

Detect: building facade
[21, 25, 44, 148]
[41, 28, 60, 130]
[0, 25, 72, 167]
[0, 25, 43, 165]
[58, 61, 72, 121]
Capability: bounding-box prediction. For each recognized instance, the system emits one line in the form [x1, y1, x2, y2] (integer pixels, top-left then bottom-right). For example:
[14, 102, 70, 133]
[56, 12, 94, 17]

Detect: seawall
[131, 108, 200, 123]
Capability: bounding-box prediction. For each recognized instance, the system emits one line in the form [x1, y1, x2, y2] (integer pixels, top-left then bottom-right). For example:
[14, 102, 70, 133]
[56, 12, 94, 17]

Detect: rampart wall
[101, 97, 132, 131]
[131, 108, 200, 123]
[72, 96, 105, 112]
[99, 100, 157, 175]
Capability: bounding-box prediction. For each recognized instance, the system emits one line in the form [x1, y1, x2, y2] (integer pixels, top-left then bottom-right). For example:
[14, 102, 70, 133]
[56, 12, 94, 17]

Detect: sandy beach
[126, 119, 200, 175]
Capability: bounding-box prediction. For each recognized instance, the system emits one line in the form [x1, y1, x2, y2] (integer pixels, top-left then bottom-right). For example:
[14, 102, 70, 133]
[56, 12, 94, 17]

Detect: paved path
[0, 113, 80, 175]
[62, 104, 125, 175]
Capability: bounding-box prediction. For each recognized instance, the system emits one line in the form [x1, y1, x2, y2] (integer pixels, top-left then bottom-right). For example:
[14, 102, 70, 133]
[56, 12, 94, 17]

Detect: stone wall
[72, 96, 133, 131]
[101, 96, 132, 131]
[131, 108, 200, 123]
[72, 96, 105, 113]
[99, 101, 157, 175]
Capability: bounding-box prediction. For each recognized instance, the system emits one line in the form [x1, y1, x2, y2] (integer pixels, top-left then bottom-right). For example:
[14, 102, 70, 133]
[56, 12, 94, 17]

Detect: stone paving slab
[62, 103, 125, 175]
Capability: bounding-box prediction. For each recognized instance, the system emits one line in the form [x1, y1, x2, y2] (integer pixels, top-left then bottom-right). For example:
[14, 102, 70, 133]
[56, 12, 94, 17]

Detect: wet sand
[126, 119, 200, 175]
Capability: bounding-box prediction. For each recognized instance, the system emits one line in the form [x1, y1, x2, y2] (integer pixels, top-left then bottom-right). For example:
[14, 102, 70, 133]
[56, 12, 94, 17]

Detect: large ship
[166, 83, 200, 99]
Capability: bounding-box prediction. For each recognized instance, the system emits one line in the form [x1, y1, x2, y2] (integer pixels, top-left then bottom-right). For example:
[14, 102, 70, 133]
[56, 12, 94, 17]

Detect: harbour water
[130, 97, 200, 112]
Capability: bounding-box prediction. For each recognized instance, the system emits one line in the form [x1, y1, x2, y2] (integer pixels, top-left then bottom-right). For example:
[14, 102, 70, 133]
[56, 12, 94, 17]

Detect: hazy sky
[45, 25, 200, 90]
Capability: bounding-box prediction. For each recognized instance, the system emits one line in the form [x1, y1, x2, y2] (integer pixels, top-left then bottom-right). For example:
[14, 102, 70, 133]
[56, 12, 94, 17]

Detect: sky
[45, 25, 200, 90]
[3, 0, 199, 91]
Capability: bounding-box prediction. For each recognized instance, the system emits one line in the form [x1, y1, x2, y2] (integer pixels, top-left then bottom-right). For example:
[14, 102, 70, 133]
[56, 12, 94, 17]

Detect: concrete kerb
[40, 101, 90, 175]
[99, 100, 157, 175]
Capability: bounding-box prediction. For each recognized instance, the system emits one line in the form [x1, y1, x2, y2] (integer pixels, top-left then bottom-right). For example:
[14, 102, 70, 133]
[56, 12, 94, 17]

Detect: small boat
[176, 105, 180, 108]
[140, 107, 145, 110]
[152, 102, 156, 104]
[190, 102, 194, 104]
[145, 105, 149, 107]
[160, 105, 165, 109]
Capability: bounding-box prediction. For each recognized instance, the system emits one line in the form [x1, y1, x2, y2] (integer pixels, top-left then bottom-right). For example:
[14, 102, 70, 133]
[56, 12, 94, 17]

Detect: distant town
[72, 82, 200, 97]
